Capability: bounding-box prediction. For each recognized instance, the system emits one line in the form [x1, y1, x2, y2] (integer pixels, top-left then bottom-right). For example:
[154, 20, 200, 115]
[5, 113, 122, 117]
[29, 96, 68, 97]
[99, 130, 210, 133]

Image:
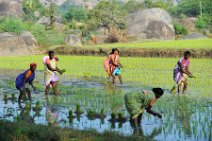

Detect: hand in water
[156, 113, 162, 119]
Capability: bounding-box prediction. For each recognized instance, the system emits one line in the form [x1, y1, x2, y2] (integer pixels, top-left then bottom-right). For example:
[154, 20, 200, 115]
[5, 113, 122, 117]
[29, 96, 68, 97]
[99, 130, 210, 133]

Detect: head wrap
[30, 63, 37, 68]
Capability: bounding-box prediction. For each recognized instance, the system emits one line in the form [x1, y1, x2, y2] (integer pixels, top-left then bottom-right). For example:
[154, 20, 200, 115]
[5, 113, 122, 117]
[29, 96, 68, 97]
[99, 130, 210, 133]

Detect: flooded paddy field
[0, 56, 211, 141]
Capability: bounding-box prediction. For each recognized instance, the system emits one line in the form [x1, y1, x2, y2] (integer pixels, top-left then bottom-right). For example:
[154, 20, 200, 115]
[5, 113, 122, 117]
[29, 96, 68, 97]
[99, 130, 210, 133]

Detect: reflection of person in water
[18, 103, 35, 123]
[124, 88, 164, 128]
[133, 126, 162, 139]
[46, 106, 59, 126]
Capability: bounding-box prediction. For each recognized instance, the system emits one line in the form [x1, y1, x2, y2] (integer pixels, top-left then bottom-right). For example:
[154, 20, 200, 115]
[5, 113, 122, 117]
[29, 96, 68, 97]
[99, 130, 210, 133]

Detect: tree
[64, 5, 87, 22]
[89, 0, 126, 32]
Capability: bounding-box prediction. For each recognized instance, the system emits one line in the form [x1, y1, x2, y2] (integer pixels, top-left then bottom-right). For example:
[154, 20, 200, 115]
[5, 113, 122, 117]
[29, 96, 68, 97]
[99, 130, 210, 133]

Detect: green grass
[83, 39, 212, 49]
[0, 120, 143, 141]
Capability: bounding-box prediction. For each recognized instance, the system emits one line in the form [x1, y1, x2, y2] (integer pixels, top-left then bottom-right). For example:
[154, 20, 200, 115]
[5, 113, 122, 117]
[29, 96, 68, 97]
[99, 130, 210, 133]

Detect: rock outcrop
[64, 34, 81, 47]
[0, 32, 37, 56]
[0, 0, 24, 17]
[182, 33, 208, 40]
[127, 8, 175, 40]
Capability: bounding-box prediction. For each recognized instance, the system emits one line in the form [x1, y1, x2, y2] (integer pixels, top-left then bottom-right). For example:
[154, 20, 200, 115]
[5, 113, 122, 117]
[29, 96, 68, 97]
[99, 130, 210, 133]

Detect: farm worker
[15, 63, 37, 102]
[43, 51, 63, 97]
[103, 48, 116, 78]
[124, 88, 164, 128]
[173, 51, 193, 94]
[110, 48, 123, 84]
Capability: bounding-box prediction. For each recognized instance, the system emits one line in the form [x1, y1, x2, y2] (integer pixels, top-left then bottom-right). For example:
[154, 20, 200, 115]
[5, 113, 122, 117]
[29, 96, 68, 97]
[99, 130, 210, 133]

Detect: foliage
[0, 18, 28, 34]
[47, 2, 57, 27]
[195, 17, 206, 29]
[88, 0, 126, 30]
[144, 0, 171, 10]
[22, 0, 46, 20]
[121, 0, 145, 13]
[173, 22, 188, 35]
[170, 0, 212, 17]
[31, 24, 64, 46]
[63, 5, 87, 22]
[0, 120, 142, 141]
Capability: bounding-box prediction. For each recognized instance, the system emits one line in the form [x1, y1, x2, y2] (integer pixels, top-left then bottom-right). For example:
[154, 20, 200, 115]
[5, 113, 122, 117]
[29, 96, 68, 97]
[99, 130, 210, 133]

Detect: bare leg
[137, 113, 143, 127]
[118, 74, 123, 84]
[112, 75, 116, 84]
[45, 84, 51, 98]
[18, 91, 25, 102]
[183, 81, 187, 94]
[26, 89, 31, 101]
[177, 84, 180, 94]
[52, 82, 59, 96]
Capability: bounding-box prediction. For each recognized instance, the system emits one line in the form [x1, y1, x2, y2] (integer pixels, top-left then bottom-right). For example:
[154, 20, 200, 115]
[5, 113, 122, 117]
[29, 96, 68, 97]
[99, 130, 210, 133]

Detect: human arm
[186, 67, 192, 77]
[145, 99, 162, 118]
[178, 62, 192, 77]
[110, 55, 119, 67]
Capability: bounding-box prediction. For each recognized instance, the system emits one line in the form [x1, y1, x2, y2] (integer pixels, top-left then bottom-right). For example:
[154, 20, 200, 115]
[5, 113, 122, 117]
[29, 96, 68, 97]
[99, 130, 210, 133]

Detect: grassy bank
[0, 120, 143, 141]
[83, 39, 212, 49]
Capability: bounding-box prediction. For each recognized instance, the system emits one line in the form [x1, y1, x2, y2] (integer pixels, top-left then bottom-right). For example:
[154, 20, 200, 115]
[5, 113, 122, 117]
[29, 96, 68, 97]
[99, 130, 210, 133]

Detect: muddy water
[0, 71, 211, 141]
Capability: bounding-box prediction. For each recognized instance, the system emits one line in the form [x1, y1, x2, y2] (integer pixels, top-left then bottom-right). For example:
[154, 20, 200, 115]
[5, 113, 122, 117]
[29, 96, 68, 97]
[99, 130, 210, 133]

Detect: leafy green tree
[63, 5, 87, 22]
[23, 0, 46, 19]
[89, 0, 126, 31]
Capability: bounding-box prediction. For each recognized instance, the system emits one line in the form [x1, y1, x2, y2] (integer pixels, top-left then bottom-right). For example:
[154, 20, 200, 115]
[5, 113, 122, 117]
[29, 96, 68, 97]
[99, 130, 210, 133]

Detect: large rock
[64, 34, 81, 47]
[20, 31, 38, 48]
[36, 16, 63, 25]
[182, 33, 208, 40]
[0, 32, 37, 56]
[127, 8, 175, 40]
[0, 0, 24, 17]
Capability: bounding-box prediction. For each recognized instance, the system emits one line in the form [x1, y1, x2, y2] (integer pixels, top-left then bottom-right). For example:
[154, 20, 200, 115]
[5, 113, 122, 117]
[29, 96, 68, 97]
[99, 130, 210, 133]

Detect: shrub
[144, 0, 171, 10]
[23, 0, 46, 19]
[195, 17, 206, 29]
[173, 22, 188, 35]
[31, 24, 64, 46]
[63, 5, 87, 22]
[0, 18, 28, 34]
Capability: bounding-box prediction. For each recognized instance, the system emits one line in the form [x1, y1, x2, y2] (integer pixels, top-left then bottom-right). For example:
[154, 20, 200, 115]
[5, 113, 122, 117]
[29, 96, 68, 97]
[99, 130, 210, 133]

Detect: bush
[63, 5, 87, 22]
[174, 22, 188, 35]
[144, 0, 171, 10]
[23, 0, 46, 19]
[195, 17, 206, 29]
[31, 24, 64, 46]
[0, 18, 28, 34]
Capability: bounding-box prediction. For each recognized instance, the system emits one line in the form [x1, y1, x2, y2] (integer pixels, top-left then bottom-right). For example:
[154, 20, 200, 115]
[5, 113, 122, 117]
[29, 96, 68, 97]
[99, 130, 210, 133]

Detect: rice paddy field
[0, 55, 211, 141]
[84, 39, 212, 49]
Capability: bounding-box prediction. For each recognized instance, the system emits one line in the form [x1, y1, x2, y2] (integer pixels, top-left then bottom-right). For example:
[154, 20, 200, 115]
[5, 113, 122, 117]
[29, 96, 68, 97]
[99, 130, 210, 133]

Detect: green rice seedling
[87, 110, 97, 120]
[3, 93, 8, 101]
[34, 101, 42, 111]
[75, 104, 83, 115]
[11, 93, 16, 100]
[25, 102, 31, 110]
[109, 112, 116, 122]
[68, 110, 73, 119]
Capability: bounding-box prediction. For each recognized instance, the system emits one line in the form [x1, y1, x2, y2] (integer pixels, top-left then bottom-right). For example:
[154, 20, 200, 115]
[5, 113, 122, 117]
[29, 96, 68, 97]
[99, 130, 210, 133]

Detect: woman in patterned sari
[174, 51, 193, 94]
